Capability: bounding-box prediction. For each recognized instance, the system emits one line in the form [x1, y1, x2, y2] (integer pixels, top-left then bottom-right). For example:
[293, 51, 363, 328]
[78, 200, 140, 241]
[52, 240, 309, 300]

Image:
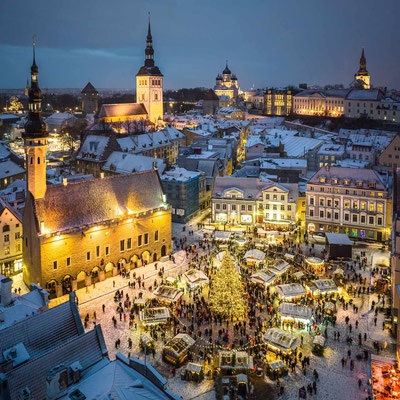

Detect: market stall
[244, 249, 265, 266]
[269, 259, 290, 276]
[153, 285, 183, 303]
[312, 335, 325, 356]
[218, 351, 254, 375]
[262, 328, 301, 355]
[305, 257, 325, 275]
[266, 360, 288, 380]
[139, 307, 171, 326]
[275, 283, 307, 301]
[183, 269, 209, 289]
[162, 333, 195, 367]
[214, 231, 232, 241]
[284, 253, 295, 262]
[139, 333, 155, 354]
[325, 232, 352, 260]
[182, 362, 204, 382]
[324, 301, 336, 315]
[293, 271, 304, 280]
[307, 279, 338, 297]
[278, 302, 313, 323]
[250, 270, 276, 287]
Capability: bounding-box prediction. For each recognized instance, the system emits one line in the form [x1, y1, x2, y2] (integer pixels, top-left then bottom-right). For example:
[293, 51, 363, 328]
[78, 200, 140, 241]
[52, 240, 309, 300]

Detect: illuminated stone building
[96, 17, 163, 127]
[214, 62, 240, 101]
[306, 166, 389, 241]
[352, 48, 370, 89]
[81, 82, 98, 114]
[264, 88, 296, 116]
[22, 44, 171, 298]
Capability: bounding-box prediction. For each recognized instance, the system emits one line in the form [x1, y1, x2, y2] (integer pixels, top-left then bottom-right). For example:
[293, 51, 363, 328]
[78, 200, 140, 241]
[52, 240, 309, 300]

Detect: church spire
[23, 36, 47, 139]
[145, 12, 154, 68]
[359, 47, 367, 73]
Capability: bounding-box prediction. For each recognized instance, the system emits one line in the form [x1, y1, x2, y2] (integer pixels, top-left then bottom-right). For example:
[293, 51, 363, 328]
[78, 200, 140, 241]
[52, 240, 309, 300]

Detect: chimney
[62, 177, 68, 186]
[0, 278, 12, 307]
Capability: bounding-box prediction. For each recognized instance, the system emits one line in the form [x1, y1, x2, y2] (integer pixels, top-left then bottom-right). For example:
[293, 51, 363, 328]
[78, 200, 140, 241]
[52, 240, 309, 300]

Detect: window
[344, 214, 349, 221]
[327, 199, 332, 207]
[15, 232, 20, 239]
[265, 204, 270, 210]
[144, 233, 149, 245]
[334, 212, 339, 220]
[248, 205, 252, 211]
[281, 195, 285, 201]
[377, 204, 383, 213]
[231, 205, 236, 211]
[67, 257, 71, 266]
[15, 243, 21, 252]
[127, 238, 132, 250]
[361, 202, 366, 211]
[86, 251, 91, 261]
[4, 234, 9, 243]
[344, 201, 350, 208]
[53, 261, 57, 269]
[320, 211, 324, 218]
[2, 225, 9, 232]
[377, 217, 383, 225]
[241, 205, 245, 211]
[320, 199, 325, 206]
[310, 197, 314, 205]
[287, 205, 291, 211]
[369, 216, 374, 225]
[352, 215, 358, 223]
[334, 200, 339, 208]
[105, 246, 110, 256]
[369, 204, 374, 212]
[215, 203, 220, 210]
[310, 210, 314, 217]
[265, 194, 270, 200]
[138, 235, 143, 247]
[361, 215, 366, 223]
[273, 195, 277, 200]
[222, 204, 227, 210]
[154, 230, 159, 242]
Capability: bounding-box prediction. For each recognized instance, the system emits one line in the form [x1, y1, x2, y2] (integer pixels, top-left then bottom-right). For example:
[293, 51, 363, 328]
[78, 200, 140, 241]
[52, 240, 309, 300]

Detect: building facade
[306, 166, 389, 241]
[81, 82, 99, 114]
[0, 198, 22, 277]
[214, 62, 240, 100]
[264, 88, 294, 116]
[22, 43, 172, 298]
[379, 135, 400, 170]
[211, 177, 298, 230]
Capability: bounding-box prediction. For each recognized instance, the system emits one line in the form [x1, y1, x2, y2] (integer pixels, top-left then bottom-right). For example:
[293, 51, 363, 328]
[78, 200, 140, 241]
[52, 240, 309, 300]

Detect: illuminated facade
[264, 88, 295, 116]
[211, 177, 298, 230]
[306, 166, 390, 241]
[353, 48, 370, 89]
[293, 89, 347, 117]
[214, 62, 240, 100]
[22, 44, 172, 298]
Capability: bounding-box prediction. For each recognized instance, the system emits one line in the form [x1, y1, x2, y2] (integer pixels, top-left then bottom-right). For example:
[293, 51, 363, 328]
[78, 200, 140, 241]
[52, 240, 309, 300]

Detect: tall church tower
[354, 48, 370, 89]
[136, 14, 163, 126]
[23, 39, 48, 200]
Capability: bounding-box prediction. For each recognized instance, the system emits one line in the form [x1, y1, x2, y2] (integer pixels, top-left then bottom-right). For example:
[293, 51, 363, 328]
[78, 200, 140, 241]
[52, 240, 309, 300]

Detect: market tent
[313, 335, 326, 347]
[153, 285, 183, 303]
[269, 259, 290, 275]
[333, 267, 344, 276]
[307, 279, 338, 294]
[214, 231, 232, 241]
[284, 253, 295, 261]
[183, 269, 209, 288]
[244, 249, 265, 263]
[250, 270, 276, 287]
[275, 283, 306, 299]
[278, 302, 313, 322]
[262, 328, 301, 353]
[293, 271, 304, 279]
[139, 307, 171, 325]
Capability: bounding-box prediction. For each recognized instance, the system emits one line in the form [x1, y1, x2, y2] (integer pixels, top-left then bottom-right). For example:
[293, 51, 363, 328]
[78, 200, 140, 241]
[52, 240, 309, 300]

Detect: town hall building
[22, 41, 172, 298]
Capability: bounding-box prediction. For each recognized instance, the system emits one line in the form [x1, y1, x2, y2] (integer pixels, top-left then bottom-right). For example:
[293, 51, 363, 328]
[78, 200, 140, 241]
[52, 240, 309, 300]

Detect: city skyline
[0, 0, 400, 90]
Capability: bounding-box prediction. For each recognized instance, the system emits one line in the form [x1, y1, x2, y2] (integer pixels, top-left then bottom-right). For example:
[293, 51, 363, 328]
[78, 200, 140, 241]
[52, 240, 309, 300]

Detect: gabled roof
[81, 82, 98, 94]
[0, 159, 25, 180]
[34, 170, 165, 234]
[98, 103, 148, 119]
[203, 89, 219, 101]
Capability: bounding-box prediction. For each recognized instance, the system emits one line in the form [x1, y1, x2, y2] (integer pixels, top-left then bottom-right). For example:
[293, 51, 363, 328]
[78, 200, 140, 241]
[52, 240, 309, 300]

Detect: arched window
[30, 157, 33, 164]
[37, 157, 40, 164]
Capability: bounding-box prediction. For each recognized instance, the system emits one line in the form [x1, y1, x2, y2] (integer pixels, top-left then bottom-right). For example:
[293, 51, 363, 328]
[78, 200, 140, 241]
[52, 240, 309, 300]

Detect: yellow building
[22, 43, 172, 298]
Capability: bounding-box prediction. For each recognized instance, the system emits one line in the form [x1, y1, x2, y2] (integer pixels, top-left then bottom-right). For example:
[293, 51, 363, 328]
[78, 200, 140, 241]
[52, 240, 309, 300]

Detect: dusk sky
[0, 0, 399, 90]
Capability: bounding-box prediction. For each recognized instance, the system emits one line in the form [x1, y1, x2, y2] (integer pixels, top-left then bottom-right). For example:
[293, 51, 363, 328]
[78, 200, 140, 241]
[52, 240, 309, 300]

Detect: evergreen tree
[209, 253, 247, 320]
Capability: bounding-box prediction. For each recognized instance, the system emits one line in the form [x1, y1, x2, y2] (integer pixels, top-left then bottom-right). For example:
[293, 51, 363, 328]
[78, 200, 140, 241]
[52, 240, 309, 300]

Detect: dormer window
[331, 178, 338, 184]
[355, 180, 363, 187]
[343, 179, 351, 186]
[319, 176, 326, 183]
[368, 181, 376, 189]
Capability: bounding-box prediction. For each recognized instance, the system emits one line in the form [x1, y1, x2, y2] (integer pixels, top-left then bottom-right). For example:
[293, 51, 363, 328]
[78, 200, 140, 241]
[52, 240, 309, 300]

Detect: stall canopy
[313, 335, 326, 347]
[214, 231, 232, 241]
[183, 269, 209, 288]
[164, 334, 195, 356]
[153, 285, 184, 303]
[269, 260, 290, 275]
[326, 232, 352, 260]
[308, 279, 338, 294]
[269, 360, 286, 371]
[244, 249, 265, 263]
[284, 253, 295, 261]
[278, 302, 313, 322]
[333, 267, 344, 276]
[262, 328, 301, 353]
[250, 270, 276, 287]
[275, 283, 306, 299]
[139, 307, 171, 325]
[293, 271, 304, 279]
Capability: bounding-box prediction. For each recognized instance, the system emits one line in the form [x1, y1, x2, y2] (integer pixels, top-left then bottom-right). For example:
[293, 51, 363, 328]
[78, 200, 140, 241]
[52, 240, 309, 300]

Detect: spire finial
[32, 34, 37, 65]
[226, 60, 228, 68]
[147, 12, 151, 38]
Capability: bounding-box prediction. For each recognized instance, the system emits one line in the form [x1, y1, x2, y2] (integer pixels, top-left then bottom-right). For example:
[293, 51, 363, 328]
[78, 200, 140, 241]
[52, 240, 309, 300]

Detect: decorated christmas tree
[209, 252, 247, 320]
